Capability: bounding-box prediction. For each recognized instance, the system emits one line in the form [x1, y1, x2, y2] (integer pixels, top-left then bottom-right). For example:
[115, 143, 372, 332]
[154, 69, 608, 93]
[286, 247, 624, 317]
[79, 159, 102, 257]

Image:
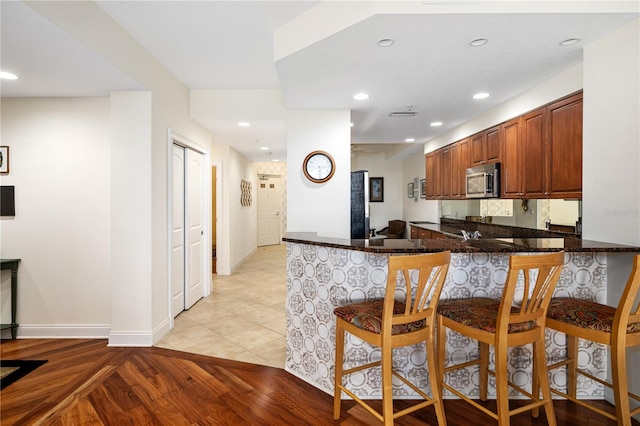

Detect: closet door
[184, 148, 204, 309]
[171, 145, 186, 316]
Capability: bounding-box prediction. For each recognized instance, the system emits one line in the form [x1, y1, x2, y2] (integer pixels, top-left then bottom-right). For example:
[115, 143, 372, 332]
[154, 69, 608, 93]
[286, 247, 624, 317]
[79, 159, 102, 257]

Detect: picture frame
[407, 182, 414, 198]
[369, 177, 384, 202]
[420, 179, 426, 198]
[0, 146, 9, 174]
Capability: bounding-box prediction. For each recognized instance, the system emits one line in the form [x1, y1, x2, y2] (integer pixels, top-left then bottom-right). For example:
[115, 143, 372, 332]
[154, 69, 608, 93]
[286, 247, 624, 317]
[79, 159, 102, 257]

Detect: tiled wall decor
[240, 179, 251, 207]
[539, 199, 551, 229]
[480, 199, 514, 217]
[285, 243, 607, 399]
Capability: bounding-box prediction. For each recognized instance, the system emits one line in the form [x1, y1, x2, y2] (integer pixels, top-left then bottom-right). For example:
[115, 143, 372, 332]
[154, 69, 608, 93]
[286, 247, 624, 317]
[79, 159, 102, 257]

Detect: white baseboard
[108, 330, 153, 347]
[8, 324, 111, 339]
[152, 318, 170, 345]
[231, 247, 257, 274]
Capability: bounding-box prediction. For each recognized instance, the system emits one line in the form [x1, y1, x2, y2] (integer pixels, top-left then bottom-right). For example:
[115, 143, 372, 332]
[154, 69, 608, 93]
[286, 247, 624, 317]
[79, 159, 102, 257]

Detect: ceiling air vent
[389, 111, 417, 117]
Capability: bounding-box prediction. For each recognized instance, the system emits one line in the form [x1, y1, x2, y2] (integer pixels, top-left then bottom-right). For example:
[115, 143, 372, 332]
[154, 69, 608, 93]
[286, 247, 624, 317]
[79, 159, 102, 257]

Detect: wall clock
[302, 150, 335, 183]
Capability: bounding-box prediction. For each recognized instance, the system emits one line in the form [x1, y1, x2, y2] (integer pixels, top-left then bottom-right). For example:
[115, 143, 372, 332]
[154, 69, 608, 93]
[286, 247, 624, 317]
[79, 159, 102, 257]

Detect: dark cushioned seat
[437, 297, 536, 334]
[334, 299, 426, 335]
[548, 297, 640, 334]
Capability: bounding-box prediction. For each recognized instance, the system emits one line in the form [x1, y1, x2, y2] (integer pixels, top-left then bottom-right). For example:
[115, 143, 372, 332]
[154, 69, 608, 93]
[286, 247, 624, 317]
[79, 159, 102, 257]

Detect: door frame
[167, 129, 211, 330]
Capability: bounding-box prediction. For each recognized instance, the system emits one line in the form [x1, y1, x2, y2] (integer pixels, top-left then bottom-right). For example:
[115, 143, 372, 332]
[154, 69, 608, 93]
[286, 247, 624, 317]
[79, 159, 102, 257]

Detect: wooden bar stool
[333, 251, 450, 425]
[437, 251, 565, 426]
[546, 254, 640, 426]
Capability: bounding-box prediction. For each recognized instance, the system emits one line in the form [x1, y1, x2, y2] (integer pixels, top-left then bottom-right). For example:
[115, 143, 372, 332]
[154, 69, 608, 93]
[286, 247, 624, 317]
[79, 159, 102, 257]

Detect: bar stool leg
[479, 342, 490, 401]
[566, 334, 578, 399]
[495, 342, 510, 425]
[333, 323, 345, 420]
[535, 339, 557, 426]
[381, 342, 394, 425]
[425, 337, 447, 426]
[612, 338, 632, 426]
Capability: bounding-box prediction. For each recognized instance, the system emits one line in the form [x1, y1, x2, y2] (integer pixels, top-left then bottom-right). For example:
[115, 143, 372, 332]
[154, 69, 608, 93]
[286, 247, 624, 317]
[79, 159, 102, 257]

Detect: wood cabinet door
[485, 126, 501, 163]
[425, 153, 436, 199]
[435, 147, 451, 198]
[458, 138, 470, 197]
[521, 107, 546, 198]
[501, 117, 522, 198]
[450, 143, 461, 197]
[470, 132, 485, 166]
[546, 93, 583, 198]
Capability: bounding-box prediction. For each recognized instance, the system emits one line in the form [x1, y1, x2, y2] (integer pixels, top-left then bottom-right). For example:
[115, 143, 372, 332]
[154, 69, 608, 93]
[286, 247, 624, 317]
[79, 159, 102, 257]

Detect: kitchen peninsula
[282, 231, 639, 400]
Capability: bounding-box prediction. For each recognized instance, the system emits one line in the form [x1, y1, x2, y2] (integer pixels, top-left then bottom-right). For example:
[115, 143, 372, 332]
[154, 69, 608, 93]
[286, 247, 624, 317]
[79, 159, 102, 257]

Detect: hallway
[156, 244, 287, 368]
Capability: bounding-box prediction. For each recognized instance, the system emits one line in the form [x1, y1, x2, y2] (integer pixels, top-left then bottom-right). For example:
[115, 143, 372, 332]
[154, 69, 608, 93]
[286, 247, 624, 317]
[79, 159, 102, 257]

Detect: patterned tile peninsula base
[285, 242, 607, 399]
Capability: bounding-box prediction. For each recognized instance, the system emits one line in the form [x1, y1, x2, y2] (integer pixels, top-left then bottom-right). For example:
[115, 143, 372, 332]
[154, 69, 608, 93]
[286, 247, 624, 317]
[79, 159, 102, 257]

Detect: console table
[1, 259, 20, 339]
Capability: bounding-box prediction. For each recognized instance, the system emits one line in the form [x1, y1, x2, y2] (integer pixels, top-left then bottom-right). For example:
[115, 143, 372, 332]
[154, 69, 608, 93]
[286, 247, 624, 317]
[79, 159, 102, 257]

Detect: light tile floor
[155, 244, 287, 368]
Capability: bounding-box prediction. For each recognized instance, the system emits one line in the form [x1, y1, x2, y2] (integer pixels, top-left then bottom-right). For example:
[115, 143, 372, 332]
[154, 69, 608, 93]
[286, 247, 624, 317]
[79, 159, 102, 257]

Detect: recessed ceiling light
[354, 93, 370, 101]
[469, 38, 488, 47]
[560, 38, 580, 46]
[237, 121, 250, 127]
[405, 138, 415, 143]
[430, 121, 443, 126]
[377, 38, 395, 47]
[260, 146, 269, 151]
[473, 92, 490, 100]
[0, 71, 18, 80]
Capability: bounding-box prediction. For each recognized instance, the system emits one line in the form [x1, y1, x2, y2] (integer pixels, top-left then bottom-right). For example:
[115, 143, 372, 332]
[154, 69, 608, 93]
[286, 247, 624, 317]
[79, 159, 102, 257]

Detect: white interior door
[171, 145, 185, 316]
[185, 148, 204, 309]
[257, 176, 281, 246]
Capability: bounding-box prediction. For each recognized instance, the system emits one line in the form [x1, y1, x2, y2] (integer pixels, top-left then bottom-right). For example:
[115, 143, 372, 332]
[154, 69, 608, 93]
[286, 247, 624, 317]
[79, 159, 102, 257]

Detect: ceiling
[1, 1, 638, 162]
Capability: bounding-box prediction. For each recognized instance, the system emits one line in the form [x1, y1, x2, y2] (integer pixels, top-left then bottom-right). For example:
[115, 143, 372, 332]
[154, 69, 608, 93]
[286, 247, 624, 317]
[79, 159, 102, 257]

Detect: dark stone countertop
[283, 230, 640, 254]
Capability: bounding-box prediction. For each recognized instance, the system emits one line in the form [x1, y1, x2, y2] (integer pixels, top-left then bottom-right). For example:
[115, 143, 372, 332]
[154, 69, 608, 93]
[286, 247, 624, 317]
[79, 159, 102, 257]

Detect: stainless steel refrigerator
[350, 170, 370, 239]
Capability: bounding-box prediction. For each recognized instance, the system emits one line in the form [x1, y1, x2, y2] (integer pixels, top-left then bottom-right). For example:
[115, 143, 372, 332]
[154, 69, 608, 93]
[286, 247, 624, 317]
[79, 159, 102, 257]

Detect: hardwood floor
[1, 339, 637, 425]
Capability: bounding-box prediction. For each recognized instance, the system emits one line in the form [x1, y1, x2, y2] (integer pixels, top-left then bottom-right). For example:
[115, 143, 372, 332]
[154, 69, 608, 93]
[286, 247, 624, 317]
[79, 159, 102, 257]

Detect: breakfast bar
[282, 232, 639, 400]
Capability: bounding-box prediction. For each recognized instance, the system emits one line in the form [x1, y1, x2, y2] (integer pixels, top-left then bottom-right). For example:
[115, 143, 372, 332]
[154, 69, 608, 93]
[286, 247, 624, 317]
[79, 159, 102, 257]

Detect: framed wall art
[369, 177, 384, 202]
[420, 179, 426, 199]
[0, 146, 9, 174]
[407, 182, 414, 198]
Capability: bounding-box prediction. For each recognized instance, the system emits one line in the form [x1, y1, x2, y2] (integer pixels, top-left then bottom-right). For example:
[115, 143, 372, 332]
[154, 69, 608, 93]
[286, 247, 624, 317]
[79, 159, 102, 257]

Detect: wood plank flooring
[1, 339, 637, 425]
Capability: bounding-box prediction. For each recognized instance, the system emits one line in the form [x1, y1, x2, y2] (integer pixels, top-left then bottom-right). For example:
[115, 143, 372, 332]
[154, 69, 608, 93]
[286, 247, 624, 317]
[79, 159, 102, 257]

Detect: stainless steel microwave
[466, 163, 500, 198]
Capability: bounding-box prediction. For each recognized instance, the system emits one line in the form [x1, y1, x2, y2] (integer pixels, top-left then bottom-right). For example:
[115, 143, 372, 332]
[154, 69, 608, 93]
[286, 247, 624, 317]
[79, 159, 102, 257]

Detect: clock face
[303, 151, 335, 183]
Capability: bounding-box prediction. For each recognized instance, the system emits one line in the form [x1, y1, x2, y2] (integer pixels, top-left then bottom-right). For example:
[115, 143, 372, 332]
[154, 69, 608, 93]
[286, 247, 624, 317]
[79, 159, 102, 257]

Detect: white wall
[351, 153, 403, 231]
[402, 152, 439, 224]
[110, 92, 153, 345]
[582, 18, 640, 417]
[287, 110, 351, 239]
[0, 97, 112, 338]
[230, 148, 258, 272]
[13, 2, 213, 344]
[583, 18, 640, 246]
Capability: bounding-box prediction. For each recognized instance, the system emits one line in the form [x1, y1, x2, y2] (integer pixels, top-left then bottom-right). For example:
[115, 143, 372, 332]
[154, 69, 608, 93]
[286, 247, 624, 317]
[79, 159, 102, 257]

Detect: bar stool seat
[437, 251, 565, 426]
[333, 251, 450, 425]
[545, 254, 640, 426]
[548, 298, 640, 333]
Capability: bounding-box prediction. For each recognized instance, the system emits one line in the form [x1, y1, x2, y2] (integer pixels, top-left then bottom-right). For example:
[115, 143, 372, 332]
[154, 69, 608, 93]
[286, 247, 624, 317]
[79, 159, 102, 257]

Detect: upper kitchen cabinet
[470, 125, 501, 166]
[450, 138, 469, 198]
[501, 91, 583, 199]
[501, 117, 523, 198]
[425, 152, 436, 199]
[502, 108, 547, 199]
[546, 92, 583, 199]
[435, 146, 451, 198]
